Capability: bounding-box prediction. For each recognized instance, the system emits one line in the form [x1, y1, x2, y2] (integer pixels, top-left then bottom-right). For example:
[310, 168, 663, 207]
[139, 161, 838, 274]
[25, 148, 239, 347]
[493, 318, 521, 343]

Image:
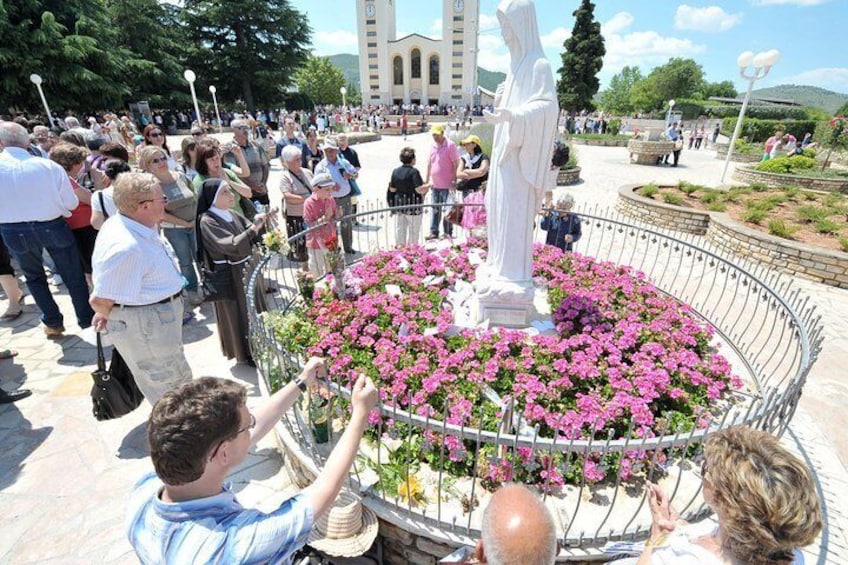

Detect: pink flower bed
[272, 240, 741, 490]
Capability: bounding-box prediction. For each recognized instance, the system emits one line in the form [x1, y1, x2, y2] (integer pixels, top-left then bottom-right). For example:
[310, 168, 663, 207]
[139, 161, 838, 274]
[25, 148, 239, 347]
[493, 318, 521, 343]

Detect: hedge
[720, 118, 818, 143]
[673, 99, 810, 121]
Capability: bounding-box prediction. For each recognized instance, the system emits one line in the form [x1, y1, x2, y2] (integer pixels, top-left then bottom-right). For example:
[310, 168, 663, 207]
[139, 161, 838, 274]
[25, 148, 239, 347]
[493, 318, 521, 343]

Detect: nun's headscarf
[196, 178, 232, 262]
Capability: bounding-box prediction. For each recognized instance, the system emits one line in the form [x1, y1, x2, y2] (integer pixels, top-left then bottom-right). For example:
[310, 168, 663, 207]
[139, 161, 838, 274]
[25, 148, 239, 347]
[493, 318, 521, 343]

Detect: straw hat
[308, 491, 378, 557]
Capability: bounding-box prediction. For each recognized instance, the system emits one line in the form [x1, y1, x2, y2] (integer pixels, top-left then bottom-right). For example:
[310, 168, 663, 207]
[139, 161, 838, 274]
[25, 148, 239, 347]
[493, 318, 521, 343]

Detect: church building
[356, 0, 480, 106]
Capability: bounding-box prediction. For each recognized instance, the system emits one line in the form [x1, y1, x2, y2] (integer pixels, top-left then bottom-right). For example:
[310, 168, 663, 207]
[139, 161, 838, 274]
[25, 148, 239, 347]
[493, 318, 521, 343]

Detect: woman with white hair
[540, 194, 581, 252]
[279, 144, 313, 269]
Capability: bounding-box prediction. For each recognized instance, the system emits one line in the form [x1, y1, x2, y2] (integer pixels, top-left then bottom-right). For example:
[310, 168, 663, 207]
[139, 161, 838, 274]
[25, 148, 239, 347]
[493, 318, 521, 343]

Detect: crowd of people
[0, 99, 826, 564]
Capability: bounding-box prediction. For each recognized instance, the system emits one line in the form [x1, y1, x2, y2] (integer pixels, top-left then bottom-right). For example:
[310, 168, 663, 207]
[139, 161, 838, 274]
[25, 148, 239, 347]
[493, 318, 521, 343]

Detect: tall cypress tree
[557, 0, 605, 113]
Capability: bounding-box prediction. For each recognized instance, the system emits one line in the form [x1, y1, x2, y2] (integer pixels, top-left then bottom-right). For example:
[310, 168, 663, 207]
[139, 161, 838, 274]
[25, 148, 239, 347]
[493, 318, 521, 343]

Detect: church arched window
[411, 49, 421, 79]
[429, 55, 439, 85]
[393, 56, 404, 85]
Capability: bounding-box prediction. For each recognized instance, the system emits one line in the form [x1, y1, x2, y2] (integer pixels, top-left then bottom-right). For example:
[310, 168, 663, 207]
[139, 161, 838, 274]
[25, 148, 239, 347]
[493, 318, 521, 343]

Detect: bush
[607, 119, 621, 136]
[732, 139, 760, 155]
[663, 193, 684, 206]
[755, 155, 816, 174]
[721, 118, 818, 143]
[742, 209, 767, 224]
[707, 202, 727, 212]
[768, 219, 799, 239]
[639, 184, 659, 198]
[678, 181, 699, 196]
[749, 182, 768, 192]
[700, 191, 720, 204]
[745, 199, 775, 212]
[840, 236, 848, 252]
[797, 205, 831, 223]
[782, 186, 801, 200]
[814, 219, 842, 234]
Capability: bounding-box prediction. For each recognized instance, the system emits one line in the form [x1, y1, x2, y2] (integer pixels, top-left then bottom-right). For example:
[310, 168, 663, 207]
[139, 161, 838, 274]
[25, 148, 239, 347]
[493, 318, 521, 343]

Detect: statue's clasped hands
[483, 107, 512, 124]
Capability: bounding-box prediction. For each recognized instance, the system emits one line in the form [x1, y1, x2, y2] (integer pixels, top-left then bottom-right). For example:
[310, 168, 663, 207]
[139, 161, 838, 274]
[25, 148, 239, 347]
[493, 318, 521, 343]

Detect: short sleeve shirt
[126, 473, 314, 565]
[428, 139, 460, 189]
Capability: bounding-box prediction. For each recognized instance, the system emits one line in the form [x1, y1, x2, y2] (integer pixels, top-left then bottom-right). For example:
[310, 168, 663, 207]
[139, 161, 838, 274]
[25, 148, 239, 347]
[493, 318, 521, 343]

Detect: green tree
[0, 0, 130, 115]
[599, 66, 642, 115]
[104, 0, 192, 109]
[293, 56, 346, 105]
[700, 80, 737, 100]
[182, 0, 311, 110]
[557, 0, 605, 113]
[629, 58, 706, 112]
[835, 101, 848, 117]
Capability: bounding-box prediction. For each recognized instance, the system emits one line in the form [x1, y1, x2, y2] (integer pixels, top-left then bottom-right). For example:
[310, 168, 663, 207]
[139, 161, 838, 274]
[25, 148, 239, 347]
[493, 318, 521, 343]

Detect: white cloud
[478, 13, 500, 32]
[675, 5, 742, 32]
[313, 30, 358, 55]
[604, 12, 635, 35]
[600, 12, 707, 77]
[541, 27, 570, 48]
[776, 67, 848, 94]
[751, 0, 829, 5]
[430, 18, 443, 34]
[476, 33, 509, 73]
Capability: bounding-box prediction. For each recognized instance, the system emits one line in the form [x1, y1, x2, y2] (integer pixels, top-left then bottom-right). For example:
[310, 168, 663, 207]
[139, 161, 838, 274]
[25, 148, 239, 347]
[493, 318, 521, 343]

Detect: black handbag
[91, 333, 144, 421]
[200, 264, 236, 302]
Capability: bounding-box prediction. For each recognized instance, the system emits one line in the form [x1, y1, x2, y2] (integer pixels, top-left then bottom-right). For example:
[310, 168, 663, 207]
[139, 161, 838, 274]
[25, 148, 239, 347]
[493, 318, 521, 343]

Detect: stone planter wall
[732, 166, 848, 193]
[617, 185, 710, 234]
[557, 166, 582, 186]
[572, 137, 630, 147]
[627, 139, 675, 165]
[617, 185, 848, 288]
[714, 143, 762, 163]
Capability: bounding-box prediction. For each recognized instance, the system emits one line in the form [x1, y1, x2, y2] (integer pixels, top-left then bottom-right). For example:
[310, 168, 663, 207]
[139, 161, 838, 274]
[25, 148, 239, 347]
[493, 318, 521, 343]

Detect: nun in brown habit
[196, 179, 267, 365]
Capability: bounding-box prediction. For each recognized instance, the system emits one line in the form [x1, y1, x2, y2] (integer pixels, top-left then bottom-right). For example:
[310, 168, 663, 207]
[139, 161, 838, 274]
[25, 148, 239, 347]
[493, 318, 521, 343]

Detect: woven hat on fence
[307, 491, 379, 557]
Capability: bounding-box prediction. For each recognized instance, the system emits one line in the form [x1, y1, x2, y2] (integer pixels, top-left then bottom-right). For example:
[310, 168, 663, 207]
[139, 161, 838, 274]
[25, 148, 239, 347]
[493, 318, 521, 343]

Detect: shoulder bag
[91, 333, 144, 421]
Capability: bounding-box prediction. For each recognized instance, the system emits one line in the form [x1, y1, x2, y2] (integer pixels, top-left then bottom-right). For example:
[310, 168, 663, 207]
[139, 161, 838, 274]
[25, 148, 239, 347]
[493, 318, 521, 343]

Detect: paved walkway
[1, 133, 846, 563]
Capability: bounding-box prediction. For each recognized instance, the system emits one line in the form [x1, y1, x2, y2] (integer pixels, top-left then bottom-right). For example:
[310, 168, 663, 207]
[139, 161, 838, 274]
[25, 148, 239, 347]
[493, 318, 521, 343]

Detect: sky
[287, 0, 848, 94]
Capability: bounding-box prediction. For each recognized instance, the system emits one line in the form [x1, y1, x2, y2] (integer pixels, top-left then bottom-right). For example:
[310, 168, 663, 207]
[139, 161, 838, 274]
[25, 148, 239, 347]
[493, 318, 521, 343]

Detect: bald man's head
[476, 484, 557, 565]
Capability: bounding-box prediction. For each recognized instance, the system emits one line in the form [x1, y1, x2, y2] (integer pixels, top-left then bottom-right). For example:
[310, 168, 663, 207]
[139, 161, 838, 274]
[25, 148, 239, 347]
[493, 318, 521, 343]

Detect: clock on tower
[365, 3, 375, 17]
[453, 0, 464, 12]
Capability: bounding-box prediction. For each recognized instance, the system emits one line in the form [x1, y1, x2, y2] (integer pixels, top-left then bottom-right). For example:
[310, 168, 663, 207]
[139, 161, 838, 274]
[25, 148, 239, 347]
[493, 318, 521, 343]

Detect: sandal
[1, 294, 24, 320]
[0, 349, 19, 360]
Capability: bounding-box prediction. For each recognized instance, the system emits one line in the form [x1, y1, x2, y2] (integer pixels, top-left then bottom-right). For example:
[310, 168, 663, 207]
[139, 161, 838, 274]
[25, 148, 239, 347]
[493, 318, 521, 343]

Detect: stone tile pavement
[0, 133, 846, 563]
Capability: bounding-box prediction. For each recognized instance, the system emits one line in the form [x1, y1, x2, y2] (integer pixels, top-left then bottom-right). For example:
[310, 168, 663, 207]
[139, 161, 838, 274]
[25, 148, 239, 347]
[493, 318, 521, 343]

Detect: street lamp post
[209, 85, 222, 133]
[666, 99, 676, 127]
[721, 49, 780, 184]
[340, 86, 347, 109]
[183, 69, 203, 131]
[29, 74, 55, 128]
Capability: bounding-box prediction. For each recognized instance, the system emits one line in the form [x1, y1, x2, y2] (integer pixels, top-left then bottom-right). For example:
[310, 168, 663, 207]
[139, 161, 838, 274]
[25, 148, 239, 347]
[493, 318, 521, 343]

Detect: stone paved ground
[1, 132, 846, 563]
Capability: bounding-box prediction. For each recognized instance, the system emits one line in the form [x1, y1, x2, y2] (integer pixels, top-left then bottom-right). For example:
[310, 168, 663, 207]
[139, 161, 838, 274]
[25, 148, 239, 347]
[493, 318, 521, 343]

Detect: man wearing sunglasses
[127, 358, 379, 565]
[223, 118, 270, 206]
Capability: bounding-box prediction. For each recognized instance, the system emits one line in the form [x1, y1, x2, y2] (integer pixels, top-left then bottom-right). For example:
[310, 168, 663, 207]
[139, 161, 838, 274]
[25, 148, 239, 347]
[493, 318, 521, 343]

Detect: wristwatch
[294, 377, 307, 392]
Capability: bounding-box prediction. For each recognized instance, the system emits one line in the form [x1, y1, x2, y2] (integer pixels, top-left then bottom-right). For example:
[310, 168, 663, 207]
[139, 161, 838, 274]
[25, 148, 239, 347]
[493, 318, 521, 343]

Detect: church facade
[356, 0, 480, 106]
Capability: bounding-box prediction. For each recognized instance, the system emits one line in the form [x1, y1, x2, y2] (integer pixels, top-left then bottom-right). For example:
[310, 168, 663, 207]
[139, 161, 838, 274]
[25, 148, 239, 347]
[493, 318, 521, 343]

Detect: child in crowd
[302, 172, 341, 277]
[540, 194, 582, 252]
[460, 180, 488, 239]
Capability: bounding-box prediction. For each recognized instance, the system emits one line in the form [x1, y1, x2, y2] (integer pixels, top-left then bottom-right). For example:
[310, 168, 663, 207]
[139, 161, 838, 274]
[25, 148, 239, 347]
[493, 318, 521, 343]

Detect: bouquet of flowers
[321, 234, 345, 296]
[296, 271, 316, 303]
[261, 228, 290, 255]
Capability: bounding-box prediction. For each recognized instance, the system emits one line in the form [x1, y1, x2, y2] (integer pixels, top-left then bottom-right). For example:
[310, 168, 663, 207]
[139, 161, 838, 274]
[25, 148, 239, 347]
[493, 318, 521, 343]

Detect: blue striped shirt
[126, 473, 314, 565]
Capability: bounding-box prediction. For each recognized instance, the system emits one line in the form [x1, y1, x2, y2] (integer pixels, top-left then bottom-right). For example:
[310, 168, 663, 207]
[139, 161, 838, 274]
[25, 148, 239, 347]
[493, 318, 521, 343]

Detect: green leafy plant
[768, 219, 799, 239]
[839, 236, 848, 252]
[678, 182, 699, 196]
[797, 205, 832, 223]
[707, 202, 727, 212]
[745, 199, 776, 213]
[814, 219, 842, 234]
[756, 155, 816, 174]
[742, 209, 767, 224]
[700, 191, 720, 204]
[749, 182, 768, 193]
[782, 186, 801, 201]
[663, 193, 684, 206]
[639, 184, 659, 198]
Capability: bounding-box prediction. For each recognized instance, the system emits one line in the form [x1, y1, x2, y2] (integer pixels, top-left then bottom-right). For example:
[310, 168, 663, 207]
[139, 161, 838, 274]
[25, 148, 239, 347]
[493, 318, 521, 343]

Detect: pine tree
[556, 0, 605, 113]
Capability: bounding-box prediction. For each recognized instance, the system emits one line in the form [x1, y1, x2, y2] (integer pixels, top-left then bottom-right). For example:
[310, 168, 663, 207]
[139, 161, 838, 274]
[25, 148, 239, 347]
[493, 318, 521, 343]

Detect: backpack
[551, 139, 570, 168]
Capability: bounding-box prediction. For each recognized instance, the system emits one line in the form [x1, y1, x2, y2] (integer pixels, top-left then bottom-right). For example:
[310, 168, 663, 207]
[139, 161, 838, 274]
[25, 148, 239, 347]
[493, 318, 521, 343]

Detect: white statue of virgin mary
[476, 0, 558, 307]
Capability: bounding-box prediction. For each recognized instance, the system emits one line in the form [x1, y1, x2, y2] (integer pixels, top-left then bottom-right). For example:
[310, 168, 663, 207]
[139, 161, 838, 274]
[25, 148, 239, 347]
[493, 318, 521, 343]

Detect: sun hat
[460, 134, 482, 146]
[320, 137, 339, 151]
[307, 491, 379, 557]
[311, 172, 336, 188]
[430, 123, 445, 135]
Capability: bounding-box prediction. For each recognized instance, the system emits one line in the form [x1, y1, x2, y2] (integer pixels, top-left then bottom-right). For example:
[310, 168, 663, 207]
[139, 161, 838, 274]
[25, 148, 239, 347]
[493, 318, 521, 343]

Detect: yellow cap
[460, 134, 481, 146]
[430, 123, 445, 135]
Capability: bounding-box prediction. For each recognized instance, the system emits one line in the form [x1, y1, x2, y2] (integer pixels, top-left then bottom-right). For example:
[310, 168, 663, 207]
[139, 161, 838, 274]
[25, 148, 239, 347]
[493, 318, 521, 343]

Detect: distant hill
[328, 54, 360, 90]
[325, 53, 506, 96]
[751, 84, 848, 114]
[477, 67, 506, 92]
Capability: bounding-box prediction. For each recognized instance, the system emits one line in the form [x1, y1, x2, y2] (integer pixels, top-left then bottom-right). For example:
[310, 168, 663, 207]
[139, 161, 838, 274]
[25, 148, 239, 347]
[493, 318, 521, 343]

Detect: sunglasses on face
[149, 132, 163, 138]
[139, 195, 168, 205]
[151, 156, 168, 164]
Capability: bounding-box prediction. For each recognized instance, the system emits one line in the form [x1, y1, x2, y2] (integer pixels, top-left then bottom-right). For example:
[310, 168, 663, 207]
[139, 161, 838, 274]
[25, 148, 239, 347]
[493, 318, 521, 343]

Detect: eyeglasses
[192, 132, 204, 137]
[234, 126, 250, 131]
[210, 413, 256, 459]
[139, 196, 168, 205]
[149, 132, 163, 138]
[150, 156, 168, 164]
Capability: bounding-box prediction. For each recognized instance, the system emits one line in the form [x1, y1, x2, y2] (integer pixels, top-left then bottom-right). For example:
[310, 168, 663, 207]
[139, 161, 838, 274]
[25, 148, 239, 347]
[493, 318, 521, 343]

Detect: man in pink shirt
[424, 124, 460, 239]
